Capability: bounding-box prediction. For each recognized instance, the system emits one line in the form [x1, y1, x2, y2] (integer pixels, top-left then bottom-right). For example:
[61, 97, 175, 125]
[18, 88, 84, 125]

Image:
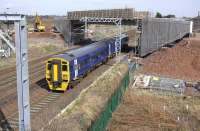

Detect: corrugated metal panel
[139, 18, 190, 57]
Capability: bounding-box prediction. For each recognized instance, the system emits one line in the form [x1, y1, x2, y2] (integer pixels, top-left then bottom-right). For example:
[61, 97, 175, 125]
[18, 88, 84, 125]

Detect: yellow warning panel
[53, 64, 58, 81]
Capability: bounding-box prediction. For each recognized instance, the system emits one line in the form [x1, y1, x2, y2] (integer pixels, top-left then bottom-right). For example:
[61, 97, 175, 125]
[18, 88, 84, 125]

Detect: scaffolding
[0, 14, 31, 131]
[0, 27, 15, 57]
[80, 17, 122, 55]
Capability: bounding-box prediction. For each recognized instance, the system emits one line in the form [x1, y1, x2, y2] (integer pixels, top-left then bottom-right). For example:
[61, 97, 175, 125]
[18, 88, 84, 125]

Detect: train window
[85, 59, 89, 64]
[47, 64, 51, 70]
[97, 52, 100, 55]
[69, 54, 74, 57]
[80, 61, 85, 68]
[62, 65, 68, 71]
[92, 55, 96, 61]
[62, 61, 67, 64]
[74, 64, 79, 70]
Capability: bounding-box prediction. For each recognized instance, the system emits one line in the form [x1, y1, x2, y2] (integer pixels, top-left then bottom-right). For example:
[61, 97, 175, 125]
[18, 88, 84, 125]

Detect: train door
[74, 59, 78, 80]
[50, 60, 62, 87]
[109, 44, 111, 57]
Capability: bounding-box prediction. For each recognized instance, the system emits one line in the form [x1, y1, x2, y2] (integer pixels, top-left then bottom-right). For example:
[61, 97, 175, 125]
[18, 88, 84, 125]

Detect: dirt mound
[139, 38, 200, 81]
[192, 56, 200, 71]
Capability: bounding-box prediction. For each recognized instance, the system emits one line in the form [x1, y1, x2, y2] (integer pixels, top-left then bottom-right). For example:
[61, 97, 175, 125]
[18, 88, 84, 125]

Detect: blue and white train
[45, 35, 128, 91]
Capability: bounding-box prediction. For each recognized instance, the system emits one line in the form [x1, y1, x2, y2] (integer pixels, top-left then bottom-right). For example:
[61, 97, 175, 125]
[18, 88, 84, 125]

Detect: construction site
[0, 2, 200, 131]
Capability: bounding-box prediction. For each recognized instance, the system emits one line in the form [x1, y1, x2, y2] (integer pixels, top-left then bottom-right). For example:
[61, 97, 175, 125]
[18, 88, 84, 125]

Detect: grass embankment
[44, 63, 129, 131]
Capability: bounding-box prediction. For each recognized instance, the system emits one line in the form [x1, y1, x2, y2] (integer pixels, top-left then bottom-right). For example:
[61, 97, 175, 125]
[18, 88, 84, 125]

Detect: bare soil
[108, 89, 200, 131]
[139, 38, 200, 81]
[0, 32, 66, 69]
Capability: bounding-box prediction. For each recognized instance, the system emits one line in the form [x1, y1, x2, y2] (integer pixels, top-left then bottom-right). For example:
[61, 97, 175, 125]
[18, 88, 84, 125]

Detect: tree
[155, 12, 162, 18]
[163, 14, 176, 18]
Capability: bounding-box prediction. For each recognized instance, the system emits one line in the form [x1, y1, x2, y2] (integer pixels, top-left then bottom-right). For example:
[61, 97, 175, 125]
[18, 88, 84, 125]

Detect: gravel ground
[0, 32, 67, 69]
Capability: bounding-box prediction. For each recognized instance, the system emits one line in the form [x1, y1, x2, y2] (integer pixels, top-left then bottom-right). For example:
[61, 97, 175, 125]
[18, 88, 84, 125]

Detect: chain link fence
[89, 61, 138, 131]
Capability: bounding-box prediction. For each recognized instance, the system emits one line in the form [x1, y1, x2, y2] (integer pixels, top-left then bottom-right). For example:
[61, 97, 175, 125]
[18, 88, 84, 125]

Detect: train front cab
[46, 58, 70, 91]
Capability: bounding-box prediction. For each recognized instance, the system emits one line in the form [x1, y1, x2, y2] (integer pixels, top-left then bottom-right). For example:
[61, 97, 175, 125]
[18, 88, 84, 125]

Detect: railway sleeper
[32, 104, 45, 108]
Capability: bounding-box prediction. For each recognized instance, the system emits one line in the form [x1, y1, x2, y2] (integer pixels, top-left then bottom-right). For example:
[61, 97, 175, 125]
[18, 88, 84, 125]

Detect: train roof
[52, 34, 127, 61]
[53, 38, 114, 61]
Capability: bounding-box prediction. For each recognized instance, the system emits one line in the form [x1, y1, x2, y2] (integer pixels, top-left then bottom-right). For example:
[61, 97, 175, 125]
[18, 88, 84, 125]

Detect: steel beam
[14, 16, 31, 131]
[80, 17, 122, 23]
[0, 30, 15, 52]
[81, 17, 122, 55]
[0, 14, 25, 21]
[0, 14, 31, 131]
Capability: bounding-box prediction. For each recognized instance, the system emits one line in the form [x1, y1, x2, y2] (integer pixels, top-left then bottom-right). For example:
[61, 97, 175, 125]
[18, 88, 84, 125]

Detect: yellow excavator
[34, 14, 45, 32]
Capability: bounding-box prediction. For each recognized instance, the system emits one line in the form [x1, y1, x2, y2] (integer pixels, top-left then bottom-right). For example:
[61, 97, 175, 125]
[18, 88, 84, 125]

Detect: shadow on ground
[36, 78, 50, 91]
[0, 108, 13, 131]
[36, 78, 64, 93]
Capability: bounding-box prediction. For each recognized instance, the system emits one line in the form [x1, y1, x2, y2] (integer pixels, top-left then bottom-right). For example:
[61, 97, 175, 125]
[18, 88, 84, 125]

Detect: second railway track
[0, 45, 126, 130]
[0, 46, 79, 99]
[0, 47, 80, 130]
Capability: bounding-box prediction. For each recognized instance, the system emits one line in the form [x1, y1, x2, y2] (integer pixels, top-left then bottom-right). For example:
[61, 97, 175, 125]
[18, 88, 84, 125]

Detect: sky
[0, 0, 199, 17]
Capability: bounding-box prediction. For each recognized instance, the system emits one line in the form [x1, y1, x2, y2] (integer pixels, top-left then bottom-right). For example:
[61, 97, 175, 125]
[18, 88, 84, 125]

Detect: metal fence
[88, 62, 137, 131]
[139, 18, 191, 57]
[88, 72, 130, 131]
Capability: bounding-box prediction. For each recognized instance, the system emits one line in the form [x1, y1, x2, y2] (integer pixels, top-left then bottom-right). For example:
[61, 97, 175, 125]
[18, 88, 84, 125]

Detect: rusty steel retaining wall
[139, 18, 190, 57]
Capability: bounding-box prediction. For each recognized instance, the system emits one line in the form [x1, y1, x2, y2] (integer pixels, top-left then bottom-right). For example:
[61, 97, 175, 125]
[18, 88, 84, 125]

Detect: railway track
[0, 46, 79, 93]
[0, 63, 44, 86]
[7, 91, 62, 129]
[0, 67, 45, 103]
[0, 45, 126, 130]
[0, 46, 80, 130]
[0, 45, 79, 82]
